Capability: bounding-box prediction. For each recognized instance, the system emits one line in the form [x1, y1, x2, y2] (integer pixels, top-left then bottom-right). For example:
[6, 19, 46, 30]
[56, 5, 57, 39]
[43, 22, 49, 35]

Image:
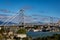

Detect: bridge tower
[19, 9, 24, 27]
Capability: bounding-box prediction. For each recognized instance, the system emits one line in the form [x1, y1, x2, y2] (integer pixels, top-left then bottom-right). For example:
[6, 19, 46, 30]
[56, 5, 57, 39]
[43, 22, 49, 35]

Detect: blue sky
[0, 0, 60, 18]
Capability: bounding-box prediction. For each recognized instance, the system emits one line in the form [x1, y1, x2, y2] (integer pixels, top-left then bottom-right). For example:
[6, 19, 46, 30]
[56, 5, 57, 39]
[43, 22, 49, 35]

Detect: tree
[0, 34, 3, 40]
[0, 28, 5, 34]
[17, 28, 27, 34]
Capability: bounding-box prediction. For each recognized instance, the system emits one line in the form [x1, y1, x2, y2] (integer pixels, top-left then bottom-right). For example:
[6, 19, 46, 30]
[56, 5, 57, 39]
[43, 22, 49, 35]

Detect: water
[27, 31, 60, 39]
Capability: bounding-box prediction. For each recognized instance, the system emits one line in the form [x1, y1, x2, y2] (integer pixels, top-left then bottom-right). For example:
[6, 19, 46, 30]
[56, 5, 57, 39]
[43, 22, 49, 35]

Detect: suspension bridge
[0, 8, 60, 28]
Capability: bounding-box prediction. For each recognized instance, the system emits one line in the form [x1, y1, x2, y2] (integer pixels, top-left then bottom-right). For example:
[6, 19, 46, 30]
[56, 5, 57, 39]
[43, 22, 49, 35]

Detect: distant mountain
[0, 14, 8, 16]
[0, 21, 3, 24]
[25, 21, 45, 25]
[0, 21, 16, 25]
